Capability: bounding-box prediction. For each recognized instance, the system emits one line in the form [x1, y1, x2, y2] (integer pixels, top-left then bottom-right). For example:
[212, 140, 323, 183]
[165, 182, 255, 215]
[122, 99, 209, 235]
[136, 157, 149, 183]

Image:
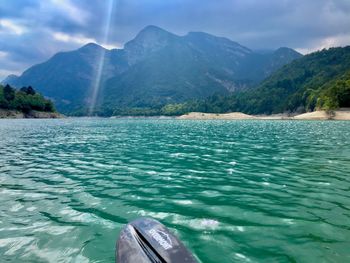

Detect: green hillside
[172, 47, 350, 115]
[311, 70, 350, 110]
[245, 46, 350, 113]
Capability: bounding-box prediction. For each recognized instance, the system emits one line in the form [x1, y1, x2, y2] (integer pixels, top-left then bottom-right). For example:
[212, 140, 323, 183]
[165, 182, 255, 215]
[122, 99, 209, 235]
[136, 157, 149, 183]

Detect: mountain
[244, 46, 350, 113]
[178, 46, 350, 115]
[2, 25, 302, 114]
[4, 43, 128, 112]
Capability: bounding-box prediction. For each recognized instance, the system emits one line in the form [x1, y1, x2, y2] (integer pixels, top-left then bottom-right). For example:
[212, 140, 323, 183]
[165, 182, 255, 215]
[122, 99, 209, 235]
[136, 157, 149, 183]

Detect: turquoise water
[0, 118, 350, 263]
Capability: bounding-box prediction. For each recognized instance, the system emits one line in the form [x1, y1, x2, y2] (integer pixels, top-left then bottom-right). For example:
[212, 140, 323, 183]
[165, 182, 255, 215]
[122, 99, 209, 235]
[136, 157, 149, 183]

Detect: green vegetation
[12, 45, 347, 117]
[314, 70, 350, 110]
[0, 84, 55, 113]
[167, 47, 350, 115]
[74, 57, 350, 117]
[86, 46, 348, 117]
[243, 46, 350, 114]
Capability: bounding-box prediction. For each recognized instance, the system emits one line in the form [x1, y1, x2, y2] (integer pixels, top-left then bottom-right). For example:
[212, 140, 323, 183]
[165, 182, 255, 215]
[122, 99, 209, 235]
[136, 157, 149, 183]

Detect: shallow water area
[0, 118, 350, 262]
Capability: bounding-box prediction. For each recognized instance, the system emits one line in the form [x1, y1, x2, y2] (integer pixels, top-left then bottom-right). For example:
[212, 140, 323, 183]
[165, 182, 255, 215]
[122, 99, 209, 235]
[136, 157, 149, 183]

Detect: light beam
[88, 0, 115, 116]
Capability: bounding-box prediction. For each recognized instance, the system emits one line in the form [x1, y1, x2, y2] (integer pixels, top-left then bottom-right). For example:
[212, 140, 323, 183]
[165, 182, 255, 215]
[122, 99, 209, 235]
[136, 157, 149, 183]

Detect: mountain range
[172, 46, 350, 116]
[2, 25, 302, 114]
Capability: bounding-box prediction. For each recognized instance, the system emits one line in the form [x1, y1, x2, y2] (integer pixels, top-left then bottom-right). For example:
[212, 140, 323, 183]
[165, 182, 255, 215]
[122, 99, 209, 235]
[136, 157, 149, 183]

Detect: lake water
[0, 118, 350, 263]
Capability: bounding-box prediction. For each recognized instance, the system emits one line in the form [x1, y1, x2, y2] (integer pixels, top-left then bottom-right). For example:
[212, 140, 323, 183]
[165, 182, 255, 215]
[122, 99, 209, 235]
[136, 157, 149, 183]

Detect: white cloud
[0, 19, 27, 35]
[50, 0, 89, 25]
[53, 32, 96, 45]
[296, 34, 350, 54]
[100, 43, 122, 50]
[0, 51, 8, 58]
[320, 35, 350, 48]
[52, 32, 121, 49]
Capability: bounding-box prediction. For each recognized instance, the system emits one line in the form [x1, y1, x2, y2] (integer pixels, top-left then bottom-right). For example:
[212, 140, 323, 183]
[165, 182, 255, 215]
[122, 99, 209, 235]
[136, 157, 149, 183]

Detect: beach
[178, 109, 350, 120]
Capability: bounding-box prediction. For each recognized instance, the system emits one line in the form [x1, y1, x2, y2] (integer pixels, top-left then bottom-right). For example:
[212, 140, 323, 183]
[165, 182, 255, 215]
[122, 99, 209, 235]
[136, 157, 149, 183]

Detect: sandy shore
[0, 109, 64, 119]
[293, 111, 330, 120]
[293, 110, 350, 120]
[178, 110, 350, 120]
[177, 112, 257, 120]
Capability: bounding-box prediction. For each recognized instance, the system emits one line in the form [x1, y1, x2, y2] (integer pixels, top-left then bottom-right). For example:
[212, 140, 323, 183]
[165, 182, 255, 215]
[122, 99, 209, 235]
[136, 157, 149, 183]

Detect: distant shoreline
[177, 109, 350, 120]
[2, 109, 350, 120]
[0, 109, 64, 119]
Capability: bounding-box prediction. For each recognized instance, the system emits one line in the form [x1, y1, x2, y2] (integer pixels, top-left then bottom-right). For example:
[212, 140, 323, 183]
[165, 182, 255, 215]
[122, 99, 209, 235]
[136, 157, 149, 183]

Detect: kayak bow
[117, 217, 198, 263]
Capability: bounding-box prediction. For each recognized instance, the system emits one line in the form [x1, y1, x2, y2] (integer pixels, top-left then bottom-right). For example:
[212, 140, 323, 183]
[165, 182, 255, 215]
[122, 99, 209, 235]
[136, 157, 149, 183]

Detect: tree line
[0, 84, 55, 112]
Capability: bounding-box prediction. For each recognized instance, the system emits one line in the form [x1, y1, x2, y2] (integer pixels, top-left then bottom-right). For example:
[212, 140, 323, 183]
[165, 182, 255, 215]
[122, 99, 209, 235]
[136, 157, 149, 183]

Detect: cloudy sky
[0, 0, 350, 80]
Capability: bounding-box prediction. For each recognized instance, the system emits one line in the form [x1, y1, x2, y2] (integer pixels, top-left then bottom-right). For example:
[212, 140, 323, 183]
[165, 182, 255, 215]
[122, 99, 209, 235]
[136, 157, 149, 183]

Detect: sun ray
[88, 0, 115, 116]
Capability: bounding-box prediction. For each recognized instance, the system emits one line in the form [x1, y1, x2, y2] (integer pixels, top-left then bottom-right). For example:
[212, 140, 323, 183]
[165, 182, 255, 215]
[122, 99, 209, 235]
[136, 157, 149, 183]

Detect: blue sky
[0, 0, 350, 80]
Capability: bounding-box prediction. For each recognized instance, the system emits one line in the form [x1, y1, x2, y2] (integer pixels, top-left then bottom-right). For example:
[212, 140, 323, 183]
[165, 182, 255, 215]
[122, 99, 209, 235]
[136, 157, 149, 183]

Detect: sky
[0, 0, 350, 80]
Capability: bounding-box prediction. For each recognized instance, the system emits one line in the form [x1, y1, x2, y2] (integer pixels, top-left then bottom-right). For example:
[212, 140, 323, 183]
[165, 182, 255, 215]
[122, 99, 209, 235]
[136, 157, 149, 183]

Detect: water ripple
[0, 119, 350, 262]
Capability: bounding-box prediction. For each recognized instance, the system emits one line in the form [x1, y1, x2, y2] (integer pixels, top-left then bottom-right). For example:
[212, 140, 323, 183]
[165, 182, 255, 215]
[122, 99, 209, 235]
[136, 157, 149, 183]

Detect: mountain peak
[130, 25, 177, 43]
[1, 74, 18, 85]
[139, 25, 168, 34]
[3, 25, 305, 113]
[275, 47, 301, 55]
[124, 25, 178, 64]
[273, 47, 302, 59]
[78, 42, 105, 52]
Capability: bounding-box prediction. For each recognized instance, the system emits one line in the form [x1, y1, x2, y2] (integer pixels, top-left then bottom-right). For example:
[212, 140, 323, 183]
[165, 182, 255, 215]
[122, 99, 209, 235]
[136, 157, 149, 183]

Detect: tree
[4, 84, 15, 101]
[20, 87, 28, 93]
[44, 101, 55, 112]
[20, 86, 36, 95]
[27, 86, 36, 95]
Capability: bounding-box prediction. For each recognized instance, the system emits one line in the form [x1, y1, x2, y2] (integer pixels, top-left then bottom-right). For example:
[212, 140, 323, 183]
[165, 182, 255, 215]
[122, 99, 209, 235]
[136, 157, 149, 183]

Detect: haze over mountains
[176, 46, 350, 116]
[3, 25, 302, 114]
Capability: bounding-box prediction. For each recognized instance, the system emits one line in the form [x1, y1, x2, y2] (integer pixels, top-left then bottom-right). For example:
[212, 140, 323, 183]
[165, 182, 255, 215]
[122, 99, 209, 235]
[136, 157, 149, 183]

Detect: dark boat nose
[116, 217, 198, 263]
